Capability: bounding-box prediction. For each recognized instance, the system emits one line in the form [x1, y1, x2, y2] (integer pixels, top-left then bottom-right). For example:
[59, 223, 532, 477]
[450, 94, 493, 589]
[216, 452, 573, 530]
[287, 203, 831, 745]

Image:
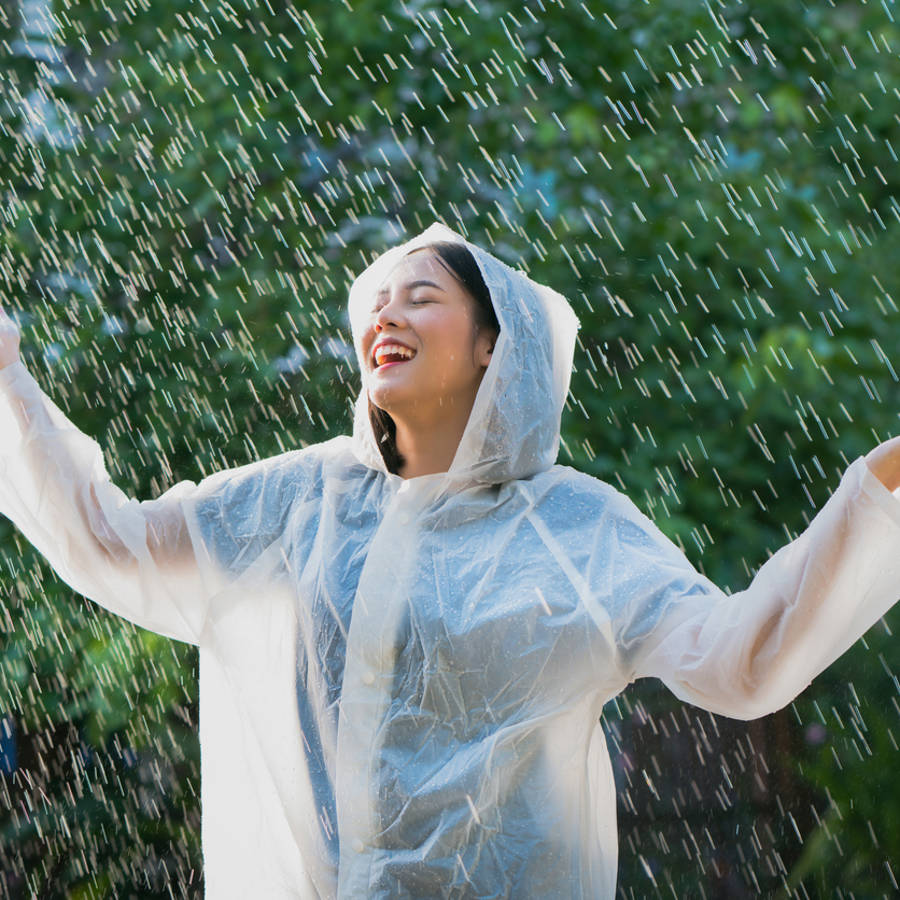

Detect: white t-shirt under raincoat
[2, 222, 900, 898]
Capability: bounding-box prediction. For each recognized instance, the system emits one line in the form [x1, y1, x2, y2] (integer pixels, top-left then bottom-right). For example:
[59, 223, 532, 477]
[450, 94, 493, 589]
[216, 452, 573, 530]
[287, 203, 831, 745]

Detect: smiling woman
[364, 242, 500, 478]
[0, 222, 899, 899]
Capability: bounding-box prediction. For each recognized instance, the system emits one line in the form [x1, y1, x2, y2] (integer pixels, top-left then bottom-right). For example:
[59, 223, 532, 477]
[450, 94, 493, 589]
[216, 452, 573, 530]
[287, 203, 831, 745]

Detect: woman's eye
[409, 298, 432, 306]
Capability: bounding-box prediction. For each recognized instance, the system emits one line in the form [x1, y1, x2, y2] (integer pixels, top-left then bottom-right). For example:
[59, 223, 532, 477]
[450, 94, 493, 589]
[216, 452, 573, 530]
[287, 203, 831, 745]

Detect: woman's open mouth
[373, 343, 417, 369]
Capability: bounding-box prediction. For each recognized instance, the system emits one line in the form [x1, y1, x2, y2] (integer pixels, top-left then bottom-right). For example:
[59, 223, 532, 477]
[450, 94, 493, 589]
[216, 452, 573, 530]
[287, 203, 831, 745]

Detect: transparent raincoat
[2, 222, 900, 898]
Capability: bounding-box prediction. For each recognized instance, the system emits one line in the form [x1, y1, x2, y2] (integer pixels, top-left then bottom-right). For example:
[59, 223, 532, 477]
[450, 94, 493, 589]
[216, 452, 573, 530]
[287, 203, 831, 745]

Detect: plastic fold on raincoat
[1, 222, 899, 899]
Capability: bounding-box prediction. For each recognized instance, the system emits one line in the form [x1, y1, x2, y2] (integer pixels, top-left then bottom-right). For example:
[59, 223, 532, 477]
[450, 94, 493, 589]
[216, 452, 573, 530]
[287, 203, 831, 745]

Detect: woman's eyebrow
[375, 279, 447, 298]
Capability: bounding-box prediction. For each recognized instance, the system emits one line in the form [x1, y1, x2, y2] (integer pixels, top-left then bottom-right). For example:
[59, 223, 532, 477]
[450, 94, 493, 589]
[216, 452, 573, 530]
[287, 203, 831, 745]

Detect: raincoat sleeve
[0, 360, 302, 645]
[615, 456, 900, 720]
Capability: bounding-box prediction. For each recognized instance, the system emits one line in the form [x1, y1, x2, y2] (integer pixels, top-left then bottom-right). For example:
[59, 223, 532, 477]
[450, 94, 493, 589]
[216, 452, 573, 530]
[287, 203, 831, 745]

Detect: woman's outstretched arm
[609, 440, 900, 720]
[0, 307, 217, 643]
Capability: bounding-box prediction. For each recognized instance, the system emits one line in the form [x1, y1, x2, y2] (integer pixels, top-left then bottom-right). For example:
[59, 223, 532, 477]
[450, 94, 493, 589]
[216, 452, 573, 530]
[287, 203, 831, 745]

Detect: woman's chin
[367, 382, 410, 416]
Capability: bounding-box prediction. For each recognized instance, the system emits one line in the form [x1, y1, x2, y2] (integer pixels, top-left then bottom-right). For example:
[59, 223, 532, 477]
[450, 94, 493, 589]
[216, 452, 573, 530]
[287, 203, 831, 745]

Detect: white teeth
[374, 343, 416, 366]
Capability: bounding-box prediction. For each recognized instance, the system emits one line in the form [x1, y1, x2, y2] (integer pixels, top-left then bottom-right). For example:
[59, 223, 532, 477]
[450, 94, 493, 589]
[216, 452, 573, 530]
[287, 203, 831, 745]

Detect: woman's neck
[393, 401, 474, 479]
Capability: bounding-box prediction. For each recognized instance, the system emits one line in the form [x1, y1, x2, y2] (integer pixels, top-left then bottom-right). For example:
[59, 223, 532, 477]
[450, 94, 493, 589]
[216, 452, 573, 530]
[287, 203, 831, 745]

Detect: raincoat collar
[348, 222, 579, 486]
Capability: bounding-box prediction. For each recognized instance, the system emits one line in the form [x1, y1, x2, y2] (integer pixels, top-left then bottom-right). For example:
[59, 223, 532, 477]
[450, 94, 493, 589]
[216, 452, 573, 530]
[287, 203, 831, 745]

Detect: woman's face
[360, 249, 495, 424]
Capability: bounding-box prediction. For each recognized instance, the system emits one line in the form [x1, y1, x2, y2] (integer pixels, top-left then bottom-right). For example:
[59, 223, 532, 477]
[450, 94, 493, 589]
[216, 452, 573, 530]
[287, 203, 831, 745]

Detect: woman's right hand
[0, 307, 21, 369]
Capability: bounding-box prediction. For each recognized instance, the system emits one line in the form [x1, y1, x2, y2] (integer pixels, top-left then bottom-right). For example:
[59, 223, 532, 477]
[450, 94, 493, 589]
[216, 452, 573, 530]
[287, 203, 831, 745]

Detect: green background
[1, 0, 898, 895]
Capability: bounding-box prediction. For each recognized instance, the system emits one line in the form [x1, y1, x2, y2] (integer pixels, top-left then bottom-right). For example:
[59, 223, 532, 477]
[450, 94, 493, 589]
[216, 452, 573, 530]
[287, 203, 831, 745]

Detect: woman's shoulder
[523, 464, 659, 533]
[520, 466, 698, 578]
[194, 435, 357, 499]
[528, 464, 629, 507]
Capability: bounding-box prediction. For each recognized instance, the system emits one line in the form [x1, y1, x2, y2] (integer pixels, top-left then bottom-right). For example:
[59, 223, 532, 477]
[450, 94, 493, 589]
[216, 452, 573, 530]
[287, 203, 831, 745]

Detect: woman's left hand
[864, 436, 900, 492]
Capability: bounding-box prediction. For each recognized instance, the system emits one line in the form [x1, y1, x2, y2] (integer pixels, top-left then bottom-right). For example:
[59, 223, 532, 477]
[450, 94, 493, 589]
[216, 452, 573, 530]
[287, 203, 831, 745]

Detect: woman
[1, 221, 899, 898]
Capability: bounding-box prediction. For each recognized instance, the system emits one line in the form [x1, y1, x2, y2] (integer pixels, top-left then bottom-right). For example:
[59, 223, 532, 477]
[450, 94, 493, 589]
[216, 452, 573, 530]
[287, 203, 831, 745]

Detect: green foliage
[0, 0, 898, 894]
[781, 607, 900, 896]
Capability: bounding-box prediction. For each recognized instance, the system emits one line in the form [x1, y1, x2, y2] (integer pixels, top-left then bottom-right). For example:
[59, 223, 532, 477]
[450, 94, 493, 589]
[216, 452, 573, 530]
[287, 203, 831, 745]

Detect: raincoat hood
[348, 222, 580, 484]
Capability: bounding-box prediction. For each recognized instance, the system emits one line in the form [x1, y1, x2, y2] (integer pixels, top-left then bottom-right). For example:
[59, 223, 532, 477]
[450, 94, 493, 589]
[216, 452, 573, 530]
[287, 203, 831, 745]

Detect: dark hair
[368, 241, 499, 474]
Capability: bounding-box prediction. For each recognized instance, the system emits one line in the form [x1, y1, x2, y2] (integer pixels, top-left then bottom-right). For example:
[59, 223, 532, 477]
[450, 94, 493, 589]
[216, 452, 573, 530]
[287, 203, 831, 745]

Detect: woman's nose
[373, 299, 404, 331]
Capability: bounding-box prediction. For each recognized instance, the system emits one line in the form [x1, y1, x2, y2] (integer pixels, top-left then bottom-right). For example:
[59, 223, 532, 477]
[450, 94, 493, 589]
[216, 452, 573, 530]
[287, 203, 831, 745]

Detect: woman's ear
[476, 330, 497, 368]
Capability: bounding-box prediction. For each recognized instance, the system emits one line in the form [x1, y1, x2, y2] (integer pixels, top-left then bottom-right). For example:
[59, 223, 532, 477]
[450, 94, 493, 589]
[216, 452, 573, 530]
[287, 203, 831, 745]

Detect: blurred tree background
[1, 0, 898, 895]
